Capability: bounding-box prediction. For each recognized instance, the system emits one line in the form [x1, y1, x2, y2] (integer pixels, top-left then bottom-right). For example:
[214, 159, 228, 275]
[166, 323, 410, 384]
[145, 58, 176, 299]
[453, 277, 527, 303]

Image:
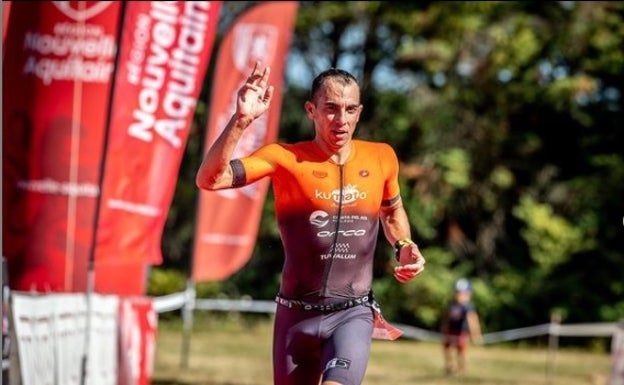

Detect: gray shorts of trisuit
[272, 300, 374, 385]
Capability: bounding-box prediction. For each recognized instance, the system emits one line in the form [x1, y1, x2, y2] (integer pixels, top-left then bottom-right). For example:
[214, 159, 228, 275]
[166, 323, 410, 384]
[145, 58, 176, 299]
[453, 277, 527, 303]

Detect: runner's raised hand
[236, 61, 274, 123]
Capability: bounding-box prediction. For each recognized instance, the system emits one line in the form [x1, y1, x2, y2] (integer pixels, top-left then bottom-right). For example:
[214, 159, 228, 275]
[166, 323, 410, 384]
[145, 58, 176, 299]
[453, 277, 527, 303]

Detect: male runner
[196, 62, 426, 385]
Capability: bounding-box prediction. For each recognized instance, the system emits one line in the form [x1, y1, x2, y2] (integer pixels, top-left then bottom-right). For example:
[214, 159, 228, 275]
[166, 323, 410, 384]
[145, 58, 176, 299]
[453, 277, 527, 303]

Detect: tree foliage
[156, 1, 624, 338]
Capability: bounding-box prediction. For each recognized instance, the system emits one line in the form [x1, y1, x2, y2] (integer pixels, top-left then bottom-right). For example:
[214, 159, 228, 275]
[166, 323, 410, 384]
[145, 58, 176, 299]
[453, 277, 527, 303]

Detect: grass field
[152, 313, 613, 385]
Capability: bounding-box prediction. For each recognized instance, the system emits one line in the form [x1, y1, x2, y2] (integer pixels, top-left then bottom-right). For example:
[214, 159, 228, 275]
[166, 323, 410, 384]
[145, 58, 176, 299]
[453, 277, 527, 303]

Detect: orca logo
[317, 229, 366, 237]
[309, 210, 330, 228]
[52, 1, 114, 22]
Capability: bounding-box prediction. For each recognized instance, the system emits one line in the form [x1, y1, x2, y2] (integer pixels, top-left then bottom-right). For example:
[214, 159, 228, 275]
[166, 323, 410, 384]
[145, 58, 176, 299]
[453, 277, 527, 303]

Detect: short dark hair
[310, 68, 359, 102]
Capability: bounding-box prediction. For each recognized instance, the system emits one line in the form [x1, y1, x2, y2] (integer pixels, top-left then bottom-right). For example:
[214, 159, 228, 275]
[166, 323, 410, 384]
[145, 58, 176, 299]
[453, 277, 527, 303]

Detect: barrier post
[180, 279, 196, 369]
[546, 313, 561, 384]
[609, 319, 624, 385]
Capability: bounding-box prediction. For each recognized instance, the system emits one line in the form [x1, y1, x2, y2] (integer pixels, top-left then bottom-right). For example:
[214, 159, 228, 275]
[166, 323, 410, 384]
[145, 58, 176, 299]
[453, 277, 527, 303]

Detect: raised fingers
[247, 61, 270, 85]
[248, 61, 260, 80]
[257, 66, 270, 89]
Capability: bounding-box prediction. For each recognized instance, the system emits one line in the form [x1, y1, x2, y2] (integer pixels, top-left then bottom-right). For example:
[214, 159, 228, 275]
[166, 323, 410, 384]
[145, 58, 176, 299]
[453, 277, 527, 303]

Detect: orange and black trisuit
[231, 139, 402, 385]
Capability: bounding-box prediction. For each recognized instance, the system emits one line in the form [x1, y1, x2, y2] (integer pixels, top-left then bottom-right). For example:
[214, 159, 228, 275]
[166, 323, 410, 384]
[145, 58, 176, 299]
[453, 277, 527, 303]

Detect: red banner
[94, 2, 222, 294]
[118, 296, 158, 385]
[192, 2, 299, 282]
[2, 1, 122, 292]
[2, 1, 11, 59]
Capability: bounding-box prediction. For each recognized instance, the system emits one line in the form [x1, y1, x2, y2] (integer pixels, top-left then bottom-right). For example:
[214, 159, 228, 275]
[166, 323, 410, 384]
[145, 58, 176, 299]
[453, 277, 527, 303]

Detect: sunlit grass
[153, 313, 612, 385]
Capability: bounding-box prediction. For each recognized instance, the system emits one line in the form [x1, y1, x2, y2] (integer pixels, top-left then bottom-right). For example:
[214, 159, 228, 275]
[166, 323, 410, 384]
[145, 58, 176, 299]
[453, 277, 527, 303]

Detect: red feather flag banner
[2, 1, 222, 296]
[192, 1, 299, 282]
[2, 1, 11, 59]
[2, 1, 123, 293]
[94, 1, 222, 295]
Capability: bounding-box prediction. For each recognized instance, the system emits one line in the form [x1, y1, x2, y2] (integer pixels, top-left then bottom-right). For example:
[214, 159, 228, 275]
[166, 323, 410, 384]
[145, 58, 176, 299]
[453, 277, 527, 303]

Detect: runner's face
[305, 79, 362, 151]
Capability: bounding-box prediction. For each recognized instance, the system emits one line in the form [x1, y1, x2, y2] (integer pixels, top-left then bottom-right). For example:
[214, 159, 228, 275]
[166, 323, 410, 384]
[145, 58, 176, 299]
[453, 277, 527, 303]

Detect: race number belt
[275, 294, 370, 313]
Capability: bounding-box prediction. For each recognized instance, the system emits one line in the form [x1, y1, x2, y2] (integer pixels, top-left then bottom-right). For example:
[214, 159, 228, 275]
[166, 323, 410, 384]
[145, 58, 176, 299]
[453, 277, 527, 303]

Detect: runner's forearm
[196, 114, 252, 190]
[380, 203, 412, 245]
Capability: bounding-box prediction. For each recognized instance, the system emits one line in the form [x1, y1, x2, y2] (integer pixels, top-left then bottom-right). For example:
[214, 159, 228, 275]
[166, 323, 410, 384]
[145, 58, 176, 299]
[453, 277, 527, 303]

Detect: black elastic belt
[275, 294, 370, 313]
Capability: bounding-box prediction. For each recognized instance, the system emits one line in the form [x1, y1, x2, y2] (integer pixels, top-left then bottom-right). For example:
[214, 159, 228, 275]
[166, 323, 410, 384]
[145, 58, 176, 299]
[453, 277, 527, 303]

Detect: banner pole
[180, 278, 196, 369]
[80, 3, 127, 385]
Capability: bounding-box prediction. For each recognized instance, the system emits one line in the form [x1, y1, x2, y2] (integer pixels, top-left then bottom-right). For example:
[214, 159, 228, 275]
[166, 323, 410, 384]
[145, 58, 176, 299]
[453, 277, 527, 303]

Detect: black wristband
[394, 239, 415, 261]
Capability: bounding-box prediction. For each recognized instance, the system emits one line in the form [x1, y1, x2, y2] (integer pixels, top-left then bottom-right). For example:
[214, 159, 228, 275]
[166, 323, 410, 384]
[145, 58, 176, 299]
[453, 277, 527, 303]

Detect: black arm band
[230, 159, 246, 188]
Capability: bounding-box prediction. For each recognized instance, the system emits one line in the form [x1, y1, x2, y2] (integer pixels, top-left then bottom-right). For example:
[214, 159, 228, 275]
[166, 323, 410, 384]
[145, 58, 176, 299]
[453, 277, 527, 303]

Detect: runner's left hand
[393, 243, 425, 283]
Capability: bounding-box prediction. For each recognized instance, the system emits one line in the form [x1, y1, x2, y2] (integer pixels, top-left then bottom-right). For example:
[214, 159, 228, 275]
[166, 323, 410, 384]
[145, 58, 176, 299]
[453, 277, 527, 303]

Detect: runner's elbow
[196, 173, 220, 190]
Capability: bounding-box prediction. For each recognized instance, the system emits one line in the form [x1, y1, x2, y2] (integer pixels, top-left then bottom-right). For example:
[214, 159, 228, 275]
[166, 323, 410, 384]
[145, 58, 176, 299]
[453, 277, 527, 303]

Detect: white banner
[54, 294, 87, 385]
[11, 295, 56, 385]
[87, 295, 119, 385]
[10, 292, 119, 385]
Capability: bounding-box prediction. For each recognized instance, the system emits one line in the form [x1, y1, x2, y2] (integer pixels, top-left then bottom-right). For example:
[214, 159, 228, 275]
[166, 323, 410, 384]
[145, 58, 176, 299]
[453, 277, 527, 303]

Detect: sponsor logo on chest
[314, 184, 368, 204]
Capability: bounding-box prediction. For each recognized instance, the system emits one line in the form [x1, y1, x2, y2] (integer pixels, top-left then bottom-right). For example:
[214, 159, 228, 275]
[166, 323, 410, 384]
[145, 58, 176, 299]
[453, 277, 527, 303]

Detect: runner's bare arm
[380, 202, 426, 283]
[196, 115, 250, 190]
[196, 62, 274, 190]
[379, 200, 411, 245]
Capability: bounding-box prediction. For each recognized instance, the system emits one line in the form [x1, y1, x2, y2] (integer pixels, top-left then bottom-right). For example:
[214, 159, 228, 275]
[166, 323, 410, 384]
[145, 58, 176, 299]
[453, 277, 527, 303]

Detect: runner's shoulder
[352, 140, 397, 160]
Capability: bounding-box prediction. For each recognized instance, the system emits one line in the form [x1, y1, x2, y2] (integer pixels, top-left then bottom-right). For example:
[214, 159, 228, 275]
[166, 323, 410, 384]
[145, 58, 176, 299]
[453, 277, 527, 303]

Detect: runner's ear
[304, 100, 315, 118]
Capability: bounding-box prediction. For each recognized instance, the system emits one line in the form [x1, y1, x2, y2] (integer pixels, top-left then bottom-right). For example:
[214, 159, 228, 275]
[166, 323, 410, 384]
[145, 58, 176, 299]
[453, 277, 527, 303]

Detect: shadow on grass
[404, 372, 533, 384]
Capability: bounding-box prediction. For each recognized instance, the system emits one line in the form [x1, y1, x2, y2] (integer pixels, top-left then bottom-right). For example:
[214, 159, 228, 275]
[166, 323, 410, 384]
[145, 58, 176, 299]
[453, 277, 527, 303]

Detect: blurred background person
[440, 278, 482, 375]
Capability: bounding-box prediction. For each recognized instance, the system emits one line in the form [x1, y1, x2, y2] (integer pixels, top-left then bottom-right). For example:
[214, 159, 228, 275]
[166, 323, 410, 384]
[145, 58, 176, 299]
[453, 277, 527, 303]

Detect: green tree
[159, 1, 624, 338]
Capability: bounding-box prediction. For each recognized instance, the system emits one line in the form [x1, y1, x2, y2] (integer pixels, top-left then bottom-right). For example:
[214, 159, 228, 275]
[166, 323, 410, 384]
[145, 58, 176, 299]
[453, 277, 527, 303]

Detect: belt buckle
[276, 296, 293, 308]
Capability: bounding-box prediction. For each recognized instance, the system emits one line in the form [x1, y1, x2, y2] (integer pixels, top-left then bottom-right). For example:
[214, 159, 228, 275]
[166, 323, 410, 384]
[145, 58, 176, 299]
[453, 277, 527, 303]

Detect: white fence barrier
[152, 294, 619, 344]
[5, 291, 617, 384]
[153, 294, 621, 383]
